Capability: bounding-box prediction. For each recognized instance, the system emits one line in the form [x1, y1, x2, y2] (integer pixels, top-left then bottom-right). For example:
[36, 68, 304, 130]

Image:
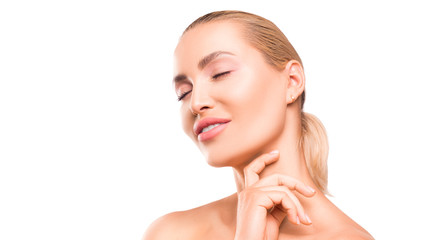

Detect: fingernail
[269, 150, 279, 155]
[296, 216, 300, 225]
[307, 185, 316, 193]
[305, 214, 312, 224]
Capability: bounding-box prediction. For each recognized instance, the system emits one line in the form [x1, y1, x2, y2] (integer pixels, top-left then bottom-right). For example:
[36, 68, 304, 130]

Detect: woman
[144, 10, 373, 240]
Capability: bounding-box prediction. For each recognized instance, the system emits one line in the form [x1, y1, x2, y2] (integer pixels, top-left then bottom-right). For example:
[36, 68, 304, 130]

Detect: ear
[283, 60, 305, 104]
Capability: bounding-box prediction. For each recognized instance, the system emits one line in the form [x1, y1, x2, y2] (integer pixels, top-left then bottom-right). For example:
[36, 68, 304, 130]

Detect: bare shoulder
[318, 197, 374, 240]
[327, 226, 374, 240]
[142, 210, 196, 240]
[142, 194, 237, 240]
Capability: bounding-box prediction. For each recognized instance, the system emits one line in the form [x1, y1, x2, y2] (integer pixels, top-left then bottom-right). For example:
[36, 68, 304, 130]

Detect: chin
[204, 153, 231, 168]
[202, 145, 260, 169]
[197, 125, 282, 168]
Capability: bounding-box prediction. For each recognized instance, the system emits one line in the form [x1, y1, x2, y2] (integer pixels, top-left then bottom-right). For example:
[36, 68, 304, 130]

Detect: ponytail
[300, 112, 329, 194]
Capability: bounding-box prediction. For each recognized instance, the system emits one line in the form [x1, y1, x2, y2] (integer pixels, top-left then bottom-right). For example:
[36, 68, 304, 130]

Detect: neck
[229, 109, 332, 236]
[232, 110, 316, 193]
[233, 141, 316, 194]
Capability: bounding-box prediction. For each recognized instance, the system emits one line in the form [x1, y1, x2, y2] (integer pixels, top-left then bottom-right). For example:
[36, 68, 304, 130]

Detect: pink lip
[194, 118, 231, 142]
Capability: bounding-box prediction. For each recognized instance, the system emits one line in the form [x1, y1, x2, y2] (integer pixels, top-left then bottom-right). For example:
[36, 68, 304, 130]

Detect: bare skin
[144, 154, 373, 240]
[144, 20, 374, 240]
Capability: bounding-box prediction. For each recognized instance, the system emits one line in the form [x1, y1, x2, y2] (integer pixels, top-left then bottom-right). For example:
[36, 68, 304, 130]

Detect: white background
[1, 1, 426, 239]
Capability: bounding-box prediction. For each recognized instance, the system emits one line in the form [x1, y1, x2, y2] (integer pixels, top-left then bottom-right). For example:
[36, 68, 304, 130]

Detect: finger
[281, 188, 312, 225]
[262, 191, 299, 225]
[253, 174, 316, 197]
[244, 150, 280, 188]
[255, 186, 312, 225]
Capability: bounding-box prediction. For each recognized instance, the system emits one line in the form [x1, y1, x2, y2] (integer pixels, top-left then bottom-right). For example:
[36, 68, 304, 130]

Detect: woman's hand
[234, 151, 316, 240]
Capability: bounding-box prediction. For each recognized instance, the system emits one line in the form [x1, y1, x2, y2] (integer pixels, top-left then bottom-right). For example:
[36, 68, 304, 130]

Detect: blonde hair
[184, 11, 329, 193]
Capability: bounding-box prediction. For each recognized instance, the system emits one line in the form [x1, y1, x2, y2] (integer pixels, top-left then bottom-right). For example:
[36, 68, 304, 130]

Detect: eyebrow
[198, 51, 234, 70]
[173, 51, 235, 84]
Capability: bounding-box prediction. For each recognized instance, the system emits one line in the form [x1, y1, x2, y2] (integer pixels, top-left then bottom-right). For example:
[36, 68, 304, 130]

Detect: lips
[193, 117, 231, 136]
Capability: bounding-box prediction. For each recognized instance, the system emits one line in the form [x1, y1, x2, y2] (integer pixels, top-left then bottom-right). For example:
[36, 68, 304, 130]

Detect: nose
[189, 82, 214, 115]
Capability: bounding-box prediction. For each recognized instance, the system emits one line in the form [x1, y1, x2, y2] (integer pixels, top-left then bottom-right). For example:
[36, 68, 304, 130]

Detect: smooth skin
[144, 21, 373, 240]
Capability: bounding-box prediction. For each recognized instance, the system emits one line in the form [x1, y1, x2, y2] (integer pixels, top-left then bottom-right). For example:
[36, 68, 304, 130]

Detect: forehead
[174, 21, 249, 71]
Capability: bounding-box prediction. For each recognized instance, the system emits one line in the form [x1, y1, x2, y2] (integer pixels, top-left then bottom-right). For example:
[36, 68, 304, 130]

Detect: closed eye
[177, 71, 230, 101]
[212, 71, 231, 80]
[177, 90, 192, 101]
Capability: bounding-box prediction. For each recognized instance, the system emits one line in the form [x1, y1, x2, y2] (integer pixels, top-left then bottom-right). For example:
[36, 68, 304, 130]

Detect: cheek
[180, 105, 196, 139]
[219, 68, 286, 122]
[215, 68, 287, 156]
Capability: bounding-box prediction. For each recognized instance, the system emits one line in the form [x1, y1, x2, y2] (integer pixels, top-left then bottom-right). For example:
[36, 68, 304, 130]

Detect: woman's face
[174, 21, 290, 168]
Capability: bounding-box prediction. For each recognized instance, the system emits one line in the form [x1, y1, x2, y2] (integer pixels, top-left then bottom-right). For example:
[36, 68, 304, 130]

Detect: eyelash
[177, 90, 192, 101]
[213, 71, 230, 79]
[177, 71, 231, 101]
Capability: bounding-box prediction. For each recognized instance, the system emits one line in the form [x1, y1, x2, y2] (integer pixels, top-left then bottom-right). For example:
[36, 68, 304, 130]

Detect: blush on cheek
[222, 74, 286, 159]
[181, 107, 195, 137]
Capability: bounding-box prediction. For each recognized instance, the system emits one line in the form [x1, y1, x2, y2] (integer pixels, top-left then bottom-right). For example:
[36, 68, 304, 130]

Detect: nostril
[189, 91, 214, 114]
